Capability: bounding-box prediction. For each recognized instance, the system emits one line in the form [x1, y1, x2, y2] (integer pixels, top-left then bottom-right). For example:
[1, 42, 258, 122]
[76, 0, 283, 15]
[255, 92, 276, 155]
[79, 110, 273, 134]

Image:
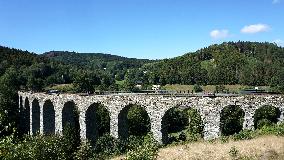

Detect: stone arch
[43, 100, 55, 135]
[118, 104, 151, 139]
[161, 105, 191, 143]
[32, 99, 40, 135]
[254, 105, 281, 129]
[62, 101, 80, 135]
[220, 105, 245, 136]
[85, 103, 110, 146]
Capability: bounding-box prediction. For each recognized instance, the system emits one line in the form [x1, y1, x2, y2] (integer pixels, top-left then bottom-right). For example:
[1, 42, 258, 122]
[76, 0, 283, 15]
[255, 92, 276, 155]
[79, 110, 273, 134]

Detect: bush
[127, 106, 151, 136]
[126, 134, 158, 160]
[215, 85, 226, 93]
[254, 105, 281, 129]
[62, 124, 81, 159]
[93, 134, 121, 156]
[257, 119, 273, 129]
[187, 108, 204, 136]
[193, 84, 203, 93]
[0, 134, 67, 160]
[163, 108, 189, 133]
[257, 123, 284, 136]
[229, 146, 239, 158]
[233, 129, 254, 141]
[178, 132, 187, 141]
[220, 105, 244, 136]
[74, 141, 93, 160]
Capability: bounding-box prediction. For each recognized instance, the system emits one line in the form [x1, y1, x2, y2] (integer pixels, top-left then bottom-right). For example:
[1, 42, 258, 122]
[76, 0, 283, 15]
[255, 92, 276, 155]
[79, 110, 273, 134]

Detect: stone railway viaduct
[18, 92, 284, 144]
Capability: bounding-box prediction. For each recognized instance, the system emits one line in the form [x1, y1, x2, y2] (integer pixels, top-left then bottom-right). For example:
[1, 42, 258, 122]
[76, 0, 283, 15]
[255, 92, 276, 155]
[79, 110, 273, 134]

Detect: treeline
[43, 51, 154, 82]
[126, 41, 284, 92]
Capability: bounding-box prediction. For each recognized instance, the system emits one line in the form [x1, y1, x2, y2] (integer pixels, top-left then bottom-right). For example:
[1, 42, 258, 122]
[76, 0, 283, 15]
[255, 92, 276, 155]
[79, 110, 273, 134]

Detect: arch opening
[254, 105, 281, 129]
[43, 100, 55, 135]
[62, 101, 80, 153]
[118, 104, 151, 140]
[19, 97, 30, 135]
[161, 107, 203, 144]
[220, 105, 244, 136]
[62, 101, 80, 135]
[86, 103, 110, 146]
[32, 99, 40, 135]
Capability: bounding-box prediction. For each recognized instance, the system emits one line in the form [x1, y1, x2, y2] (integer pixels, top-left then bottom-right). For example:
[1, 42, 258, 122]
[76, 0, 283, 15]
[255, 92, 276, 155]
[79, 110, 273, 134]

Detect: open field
[112, 135, 284, 160]
[157, 135, 284, 160]
[162, 84, 270, 93]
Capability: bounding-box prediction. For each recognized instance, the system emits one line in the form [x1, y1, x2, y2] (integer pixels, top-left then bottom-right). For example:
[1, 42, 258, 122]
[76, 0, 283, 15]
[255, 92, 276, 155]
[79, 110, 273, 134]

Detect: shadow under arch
[161, 106, 192, 144]
[254, 105, 281, 129]
[62, 101, 80, 135]
[220, 105, 245, 136]
[62, 101, 81, 153]
[85, 103, 110, 146]
[43, 100, 55, 135]
[19, 97, 30, 135]
[118, 104, 151, 140]
[32, 99, 40, 135]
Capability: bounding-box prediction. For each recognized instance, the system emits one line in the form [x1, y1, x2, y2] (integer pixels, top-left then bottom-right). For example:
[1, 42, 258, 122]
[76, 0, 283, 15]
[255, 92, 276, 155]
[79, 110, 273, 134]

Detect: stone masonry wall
[18, 92, 284, 144]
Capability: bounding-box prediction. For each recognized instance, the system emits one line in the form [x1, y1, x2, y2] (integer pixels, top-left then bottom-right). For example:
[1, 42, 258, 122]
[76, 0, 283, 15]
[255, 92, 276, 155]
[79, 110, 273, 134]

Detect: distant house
[135, 84, 142, 89]
[152, 85, 161, 91]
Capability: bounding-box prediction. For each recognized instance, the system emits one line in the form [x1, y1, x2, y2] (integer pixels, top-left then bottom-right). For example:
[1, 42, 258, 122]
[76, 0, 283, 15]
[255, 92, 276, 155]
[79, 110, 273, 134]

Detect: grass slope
[157, 135, 284, 160]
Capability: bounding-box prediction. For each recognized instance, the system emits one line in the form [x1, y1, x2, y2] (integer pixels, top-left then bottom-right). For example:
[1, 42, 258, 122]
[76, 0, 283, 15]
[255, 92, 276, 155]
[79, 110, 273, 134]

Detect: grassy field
[162, 84, 270, 93]
[112, 135, 284, 160]
[157, 135, 284, 160]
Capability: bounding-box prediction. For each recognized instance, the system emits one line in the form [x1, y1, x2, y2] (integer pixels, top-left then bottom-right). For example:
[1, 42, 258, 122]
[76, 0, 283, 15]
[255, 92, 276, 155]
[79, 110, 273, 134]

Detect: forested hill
[130, 41, 284, 89]
[43, 51, 154, 70]
[1, 42, 284, 93]
[0, 46, 46, 73]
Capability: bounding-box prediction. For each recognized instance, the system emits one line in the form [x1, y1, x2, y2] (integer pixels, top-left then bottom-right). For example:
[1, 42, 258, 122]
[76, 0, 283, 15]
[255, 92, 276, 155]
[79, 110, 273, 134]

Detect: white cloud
[210, 29, 229, 39]
[272, 0, 280, 4]
[241, 24, 270, 34]
[273, 39, 284, 46]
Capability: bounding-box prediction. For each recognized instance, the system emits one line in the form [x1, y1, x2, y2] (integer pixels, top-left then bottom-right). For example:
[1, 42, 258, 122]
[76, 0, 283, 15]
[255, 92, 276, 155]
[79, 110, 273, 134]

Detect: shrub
[229, 146, 239, 158]
[62, 124, 81, 159]
[257, 119, 273, 129]
[220, 135, 229, 143]
[178, 132, 187, 141]
[0, 134, 67, 160]
[187, 108, 204, 136]
[193, 84, 203, 93]
[93, 134, 121, 156]
[215, 85, 226, 93]
[185, 132, 200, 142]
[220, 105, 244, 136]
[127, 106, 151, 136]
[233, 129, 254, 141]
[163, 108, 189, 133]
[257, 123, 284, 136]
[254, 105, 281, 129]
[126, 134, 158, 160]
[74, 141, 93, 160]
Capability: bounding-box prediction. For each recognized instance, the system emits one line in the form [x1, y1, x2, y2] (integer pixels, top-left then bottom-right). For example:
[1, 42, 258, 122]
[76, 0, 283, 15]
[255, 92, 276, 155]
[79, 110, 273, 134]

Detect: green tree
[220, 105, 244, 136]
[0, 67, 20, 137]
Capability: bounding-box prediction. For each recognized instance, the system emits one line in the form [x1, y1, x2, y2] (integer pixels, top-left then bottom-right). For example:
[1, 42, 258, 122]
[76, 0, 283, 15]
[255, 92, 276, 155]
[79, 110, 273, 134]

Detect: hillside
[132, 42, 284, 92]
[1, 42, 284, 93]
[0, 46, 47, 76]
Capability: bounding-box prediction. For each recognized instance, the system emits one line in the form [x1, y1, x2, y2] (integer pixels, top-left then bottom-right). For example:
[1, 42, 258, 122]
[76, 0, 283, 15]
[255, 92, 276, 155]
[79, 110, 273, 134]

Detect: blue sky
[0, 0, 283, 59]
